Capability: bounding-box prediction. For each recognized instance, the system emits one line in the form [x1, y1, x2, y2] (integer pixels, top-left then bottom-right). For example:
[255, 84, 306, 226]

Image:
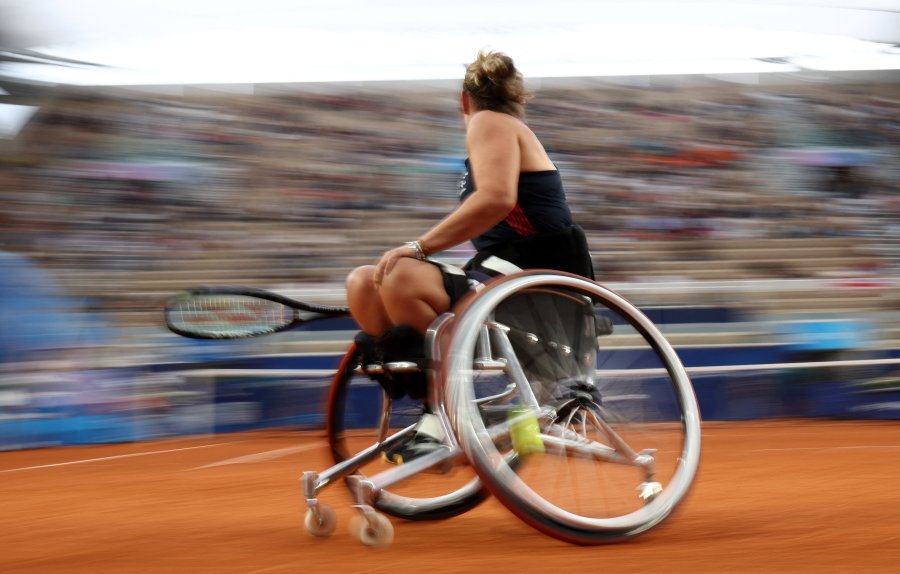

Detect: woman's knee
[346, 265, 392, 334]
[381, 260, 427, 297]
[346, 265, 376, 296]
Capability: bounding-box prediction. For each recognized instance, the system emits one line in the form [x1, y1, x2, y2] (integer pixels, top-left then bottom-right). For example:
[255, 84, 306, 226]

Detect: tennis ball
[508, 407, 545, 456]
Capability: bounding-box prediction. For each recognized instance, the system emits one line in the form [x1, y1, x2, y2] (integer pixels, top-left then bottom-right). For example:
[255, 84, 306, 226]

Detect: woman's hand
[373, 243, 419, 286]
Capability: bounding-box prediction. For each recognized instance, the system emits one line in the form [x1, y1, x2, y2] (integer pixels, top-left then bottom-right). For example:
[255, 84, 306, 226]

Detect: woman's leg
[345, 265, 392, 335]
[379, 258, 451, 334]
[346, 258, 451, 335]
[376, 259, 452, 462]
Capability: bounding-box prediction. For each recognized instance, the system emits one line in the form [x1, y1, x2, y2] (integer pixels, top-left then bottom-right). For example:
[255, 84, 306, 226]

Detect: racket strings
[170, 295, 291, 337]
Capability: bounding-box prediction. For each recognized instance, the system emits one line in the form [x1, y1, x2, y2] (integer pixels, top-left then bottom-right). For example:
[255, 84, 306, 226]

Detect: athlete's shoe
[382, 433, 446, 465]
[382, 412, 448, 468]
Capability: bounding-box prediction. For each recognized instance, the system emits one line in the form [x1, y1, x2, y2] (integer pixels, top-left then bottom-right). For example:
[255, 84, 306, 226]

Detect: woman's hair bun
[475, 51, 514, 83]
[463, 50, 531, 117]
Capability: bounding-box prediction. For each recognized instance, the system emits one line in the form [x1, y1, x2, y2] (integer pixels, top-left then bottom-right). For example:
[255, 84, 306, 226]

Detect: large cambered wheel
[443, 271, 702, 544]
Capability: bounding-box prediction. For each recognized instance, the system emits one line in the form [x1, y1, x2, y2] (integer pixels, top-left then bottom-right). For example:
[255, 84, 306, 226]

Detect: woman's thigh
[381, 258, 451, 315]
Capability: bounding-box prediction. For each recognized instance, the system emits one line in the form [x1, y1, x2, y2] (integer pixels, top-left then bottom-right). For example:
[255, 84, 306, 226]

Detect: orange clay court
[2, 419, 898, 573]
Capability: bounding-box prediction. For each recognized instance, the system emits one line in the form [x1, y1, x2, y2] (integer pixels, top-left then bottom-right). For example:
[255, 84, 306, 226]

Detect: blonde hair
[463, 51, 531, 118]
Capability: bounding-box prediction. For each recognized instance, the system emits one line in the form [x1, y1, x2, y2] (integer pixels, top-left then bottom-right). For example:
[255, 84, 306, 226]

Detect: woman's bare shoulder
[468, 110, 522, 130]
[466, 111, 526, 145]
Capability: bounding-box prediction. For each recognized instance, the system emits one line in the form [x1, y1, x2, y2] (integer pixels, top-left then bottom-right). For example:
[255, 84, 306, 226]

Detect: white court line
[751, 445, 900, 452]
[192, 443, 323, 470]
[0, 442, 242, 473]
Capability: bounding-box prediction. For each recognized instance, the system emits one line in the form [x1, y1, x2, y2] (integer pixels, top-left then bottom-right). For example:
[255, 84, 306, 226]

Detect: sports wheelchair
[300, 270, 701, 547]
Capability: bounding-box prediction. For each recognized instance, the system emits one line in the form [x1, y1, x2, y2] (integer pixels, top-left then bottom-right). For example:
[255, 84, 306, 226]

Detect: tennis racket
[165, 286, 350, 339]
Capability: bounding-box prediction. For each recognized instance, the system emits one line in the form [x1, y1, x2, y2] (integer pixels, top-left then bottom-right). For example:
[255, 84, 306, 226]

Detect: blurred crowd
[1, 75, 899, 341]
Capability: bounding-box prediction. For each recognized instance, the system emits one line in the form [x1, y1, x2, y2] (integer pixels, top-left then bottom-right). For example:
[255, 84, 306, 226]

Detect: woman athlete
[345, 50, 594, 463]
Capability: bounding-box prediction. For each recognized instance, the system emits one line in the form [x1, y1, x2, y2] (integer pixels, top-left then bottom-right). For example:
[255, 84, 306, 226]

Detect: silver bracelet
[404, 240, 426, 261]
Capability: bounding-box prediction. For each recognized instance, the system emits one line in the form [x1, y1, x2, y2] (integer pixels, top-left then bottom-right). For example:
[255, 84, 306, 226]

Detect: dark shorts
[428, 254, 521, 308]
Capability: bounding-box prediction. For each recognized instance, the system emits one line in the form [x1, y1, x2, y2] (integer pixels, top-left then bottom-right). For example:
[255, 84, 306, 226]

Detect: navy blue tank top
[459, 159, 572, 251]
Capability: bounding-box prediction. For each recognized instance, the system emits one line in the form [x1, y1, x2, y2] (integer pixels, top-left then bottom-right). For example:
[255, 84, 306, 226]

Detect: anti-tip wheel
[304, 505, 337, 538]
[638, 482, 664, 502]
[349, 512, 395, 548]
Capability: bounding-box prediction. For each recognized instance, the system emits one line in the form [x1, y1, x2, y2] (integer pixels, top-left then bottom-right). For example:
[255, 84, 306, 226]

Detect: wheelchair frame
[302, 270, 702, 547]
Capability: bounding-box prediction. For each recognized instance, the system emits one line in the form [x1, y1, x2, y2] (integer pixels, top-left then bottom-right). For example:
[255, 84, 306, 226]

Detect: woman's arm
[418, 111, 520, 254]
[374, 111, 520, 283]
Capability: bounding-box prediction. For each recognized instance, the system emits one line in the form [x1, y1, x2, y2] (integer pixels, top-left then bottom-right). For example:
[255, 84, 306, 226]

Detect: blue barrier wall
[2, 303, 898, 450]
[3, 344, 898, 450]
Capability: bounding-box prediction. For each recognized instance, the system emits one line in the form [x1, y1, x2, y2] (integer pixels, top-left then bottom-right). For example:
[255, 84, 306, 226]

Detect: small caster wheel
[304, 505, 337, 538]
[349, 512, 394, 548]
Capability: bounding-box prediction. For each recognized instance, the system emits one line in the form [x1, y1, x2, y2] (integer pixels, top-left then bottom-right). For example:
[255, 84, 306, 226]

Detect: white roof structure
[1, 0, 899, 86]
